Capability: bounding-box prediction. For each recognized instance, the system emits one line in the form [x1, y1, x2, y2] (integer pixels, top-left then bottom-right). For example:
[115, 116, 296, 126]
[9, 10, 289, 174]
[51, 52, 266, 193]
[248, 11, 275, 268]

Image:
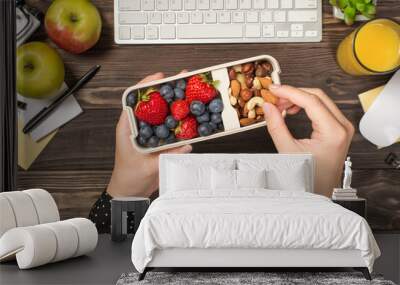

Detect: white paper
[359, 70, 400, 148]
[18, 83, 83, 141]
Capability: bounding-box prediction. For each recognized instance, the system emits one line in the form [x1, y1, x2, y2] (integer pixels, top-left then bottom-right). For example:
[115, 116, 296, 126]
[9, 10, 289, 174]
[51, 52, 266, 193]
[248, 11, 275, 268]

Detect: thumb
[160, 144, 193, 155]
[263, 103, 296, 152]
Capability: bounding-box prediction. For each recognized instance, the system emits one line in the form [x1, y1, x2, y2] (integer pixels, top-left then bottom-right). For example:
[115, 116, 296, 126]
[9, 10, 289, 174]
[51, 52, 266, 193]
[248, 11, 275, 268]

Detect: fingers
[263, 103, 296, 152]
[116, 110, 132, 137]
[299, 88, 355, 136]
[137, 72, 165, 85]
[269, 85, 343, 134]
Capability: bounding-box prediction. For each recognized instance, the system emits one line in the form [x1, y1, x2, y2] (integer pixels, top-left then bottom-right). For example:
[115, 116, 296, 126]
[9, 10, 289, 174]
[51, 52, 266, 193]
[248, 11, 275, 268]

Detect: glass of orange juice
[337, 18, 400, 76]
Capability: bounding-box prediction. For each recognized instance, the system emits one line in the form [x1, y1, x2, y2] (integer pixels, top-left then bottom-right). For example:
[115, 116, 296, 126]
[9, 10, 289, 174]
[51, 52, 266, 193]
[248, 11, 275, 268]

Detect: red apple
[45, 0, 102, 54]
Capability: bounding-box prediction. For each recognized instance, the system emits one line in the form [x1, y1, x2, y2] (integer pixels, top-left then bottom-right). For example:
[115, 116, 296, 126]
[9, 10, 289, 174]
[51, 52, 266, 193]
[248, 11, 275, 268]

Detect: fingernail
[269, 84, 280, 90]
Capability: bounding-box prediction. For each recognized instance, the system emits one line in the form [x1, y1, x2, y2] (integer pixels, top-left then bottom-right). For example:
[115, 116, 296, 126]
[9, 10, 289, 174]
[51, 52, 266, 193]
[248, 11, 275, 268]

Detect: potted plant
[330, 0, 377, 26]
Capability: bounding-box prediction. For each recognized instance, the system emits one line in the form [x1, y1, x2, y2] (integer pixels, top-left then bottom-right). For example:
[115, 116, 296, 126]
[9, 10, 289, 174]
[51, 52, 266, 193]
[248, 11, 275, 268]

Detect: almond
[230, 80, 241, 97]
[240, 89, 253, 101]
[228, 68, 237, 80]
[256, 106, 264, 115]
[260, 61, 273, 73]
[238, 97, 245, 108]
[240, 117, 256, 127]
[258, 77, 273, 89]
[241, 63, 254, 74]
[261, 89, 278, 105]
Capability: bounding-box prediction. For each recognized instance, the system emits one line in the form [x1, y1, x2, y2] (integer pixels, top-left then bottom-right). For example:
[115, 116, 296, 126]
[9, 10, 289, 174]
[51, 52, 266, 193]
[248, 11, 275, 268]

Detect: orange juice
[337, 18, 400, 75]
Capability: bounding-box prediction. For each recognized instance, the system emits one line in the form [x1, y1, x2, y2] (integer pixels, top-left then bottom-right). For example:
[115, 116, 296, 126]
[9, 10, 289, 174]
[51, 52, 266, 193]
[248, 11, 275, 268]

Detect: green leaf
[356, 2, 366, 12]
[365, 3, 376, 15]
[329, 0, 338, 6]
[338, 0, 349, 9]
[344, 6, 356, 25]
[364, 0, 372, 3]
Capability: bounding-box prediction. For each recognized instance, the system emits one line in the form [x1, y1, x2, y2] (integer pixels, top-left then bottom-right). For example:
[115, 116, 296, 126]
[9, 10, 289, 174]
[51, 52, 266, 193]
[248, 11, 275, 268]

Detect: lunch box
[122, 55, 281, 153]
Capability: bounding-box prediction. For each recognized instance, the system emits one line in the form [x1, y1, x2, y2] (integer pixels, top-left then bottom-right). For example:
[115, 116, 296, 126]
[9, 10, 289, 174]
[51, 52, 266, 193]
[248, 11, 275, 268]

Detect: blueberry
[208, 98, 224, 113]
[138, 121, 149, 128]
[147, 136, 159, 148]
[174, 87, 185, 100]
[198, 123, 213, 137]
[211, 113, 222, 124]
[218, 123, 224, 130]
[176, 79, 186, 90]
[190, 100, 205, 116]
[209, 122, 217, 130]
[160, 84, 174, 99]
[155, 124, 170, 139]
[165, 115, 178, 129]
[137, 136, 147, 146]
[196, 112, 210, 123]
[165, 132, 177, 144]
[139, 125, 153, 139]
[126, 92, 137, 107]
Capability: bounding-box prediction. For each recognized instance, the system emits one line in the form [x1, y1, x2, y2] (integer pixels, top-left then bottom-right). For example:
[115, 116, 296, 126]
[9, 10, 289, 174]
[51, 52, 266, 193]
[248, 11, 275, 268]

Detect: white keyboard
[114, 0, 322, 44]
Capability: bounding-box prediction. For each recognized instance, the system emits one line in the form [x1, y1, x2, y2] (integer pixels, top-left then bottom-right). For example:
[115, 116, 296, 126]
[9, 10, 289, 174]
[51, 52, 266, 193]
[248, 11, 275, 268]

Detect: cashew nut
[230, 95, 237, 106]
[253, 77, 262, 90]
[245, 97, 265, 119]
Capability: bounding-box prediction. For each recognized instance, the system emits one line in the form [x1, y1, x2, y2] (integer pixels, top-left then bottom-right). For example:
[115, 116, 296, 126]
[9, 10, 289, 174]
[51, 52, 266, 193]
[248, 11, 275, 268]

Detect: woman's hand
[107, 73, 192, 198]
[263, 85, 355, 197]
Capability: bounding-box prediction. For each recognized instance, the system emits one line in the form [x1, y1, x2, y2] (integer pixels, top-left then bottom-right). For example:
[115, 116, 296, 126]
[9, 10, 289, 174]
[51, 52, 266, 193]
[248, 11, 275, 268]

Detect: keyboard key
[146, 26, 159, 39]
[170, 0, 182, 10]
[184, 0, 196, 9]
[150, 12, 162, 23]
[132, 26, 145, 39]
[281, 0, 292, 8]
[277, 30, 289, 37]
[164, 12, 176, 23]
[246, 11, 258, 23]
[253, 0, 265, 9]
[288, 10, 318, 22]
[239, 0, 251, 9]
[205, 11, 217, 23]
[119, 12, 148, 24]
[226, 0, 238, 10]
[295, 0, 317, 8]
[120, 0, 140, 10]
[156, 0, 169, 10]
[211, 0, 223, 9]
[273, 11, 286, 22]
[262, 24, 274, 37]
[218, 11, 231, 23]
[305, 30, 318, 37]
[142, 0, 155, 10]
[291, 23, 303, 30]
[119, 26, 131, 40]
[245, 24, 261, 37]
[267, 0, 279, 8]
[177, 12, 190, 23]
[177, 24, 243, 38]
[291, 30, 303, 37]
[260, 11, 272, 22]
[232, 11, 244, 23]
[198, 0, 210, 10]
[191, 11, 203, 23]
[160, 25, 176, 38]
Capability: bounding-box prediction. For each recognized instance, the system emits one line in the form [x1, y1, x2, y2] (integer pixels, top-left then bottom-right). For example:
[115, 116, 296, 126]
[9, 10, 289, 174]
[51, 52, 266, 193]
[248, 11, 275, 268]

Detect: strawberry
[175, 116, 198, 139]
[185, 74, 219, 104]
[170, 99, 190, 120]
[134, 88, 168, 125]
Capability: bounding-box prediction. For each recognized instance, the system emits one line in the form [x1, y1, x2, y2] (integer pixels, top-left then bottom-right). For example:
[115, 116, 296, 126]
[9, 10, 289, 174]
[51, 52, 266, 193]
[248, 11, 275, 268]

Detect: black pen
[23, 65, 101, 134]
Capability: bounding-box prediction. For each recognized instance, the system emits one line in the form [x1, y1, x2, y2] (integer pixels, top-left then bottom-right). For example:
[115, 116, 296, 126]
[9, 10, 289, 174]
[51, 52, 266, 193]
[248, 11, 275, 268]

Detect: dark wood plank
[18, 0, 400, 229]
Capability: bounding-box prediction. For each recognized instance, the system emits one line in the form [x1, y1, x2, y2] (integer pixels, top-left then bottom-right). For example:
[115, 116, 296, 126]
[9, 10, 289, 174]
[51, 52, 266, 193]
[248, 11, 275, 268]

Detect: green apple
[45, 0, 102, 54]
[17, 42, 65, 99]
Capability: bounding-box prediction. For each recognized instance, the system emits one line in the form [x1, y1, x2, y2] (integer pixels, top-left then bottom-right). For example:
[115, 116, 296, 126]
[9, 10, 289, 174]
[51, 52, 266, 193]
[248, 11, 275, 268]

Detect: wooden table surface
[20, 0, 400, 231]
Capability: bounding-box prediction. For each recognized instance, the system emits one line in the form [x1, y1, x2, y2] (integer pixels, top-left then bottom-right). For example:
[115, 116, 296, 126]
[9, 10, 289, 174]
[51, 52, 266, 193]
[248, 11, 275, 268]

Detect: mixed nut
[228, 61, 278, 127]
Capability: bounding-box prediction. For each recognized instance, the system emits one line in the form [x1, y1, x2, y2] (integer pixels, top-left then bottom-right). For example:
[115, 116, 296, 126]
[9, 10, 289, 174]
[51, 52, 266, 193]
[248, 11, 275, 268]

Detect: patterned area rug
[117, 272, 395, 285]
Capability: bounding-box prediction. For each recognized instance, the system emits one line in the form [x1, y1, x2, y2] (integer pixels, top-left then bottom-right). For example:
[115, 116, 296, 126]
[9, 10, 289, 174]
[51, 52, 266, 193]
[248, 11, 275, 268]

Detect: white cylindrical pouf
[42, 221, 79, 263]
[23, 189, 60, 224]
[0, 192, 39, 227]
[67, 218, 98, 257]
[0, 226, 57, 269]
[0, 196, 17, 237]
